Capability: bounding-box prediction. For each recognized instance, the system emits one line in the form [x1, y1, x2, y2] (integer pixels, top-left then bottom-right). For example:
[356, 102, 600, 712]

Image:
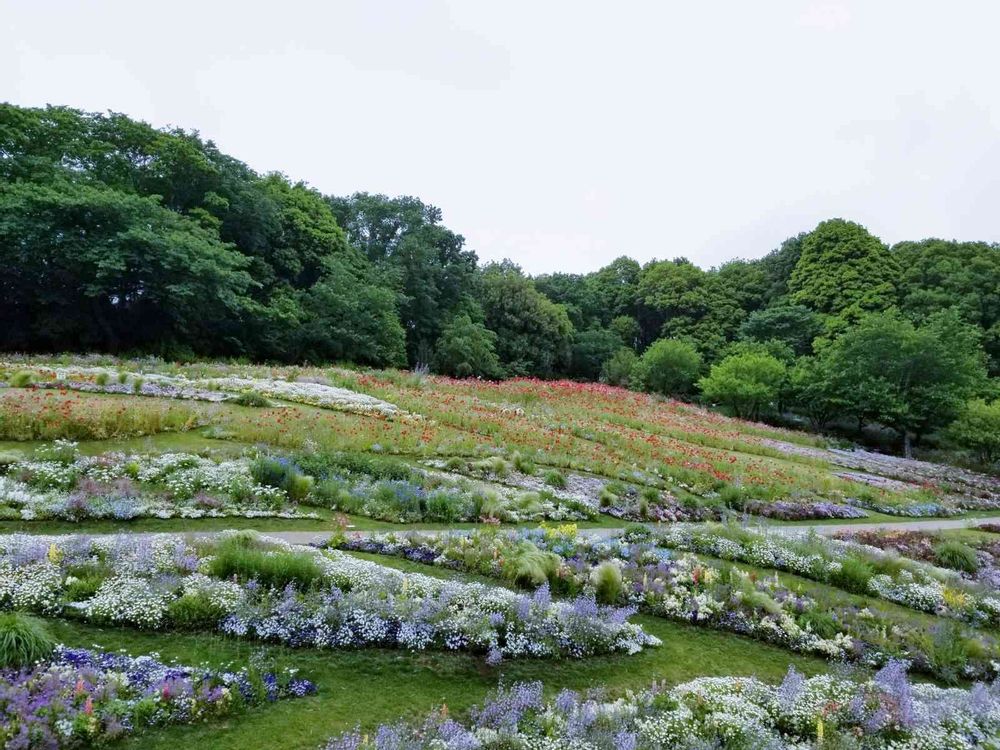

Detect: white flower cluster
[0, 532, 659, 661]
[0, 450, 319, 522]
[82, 576, 171, 628]
[203, 376, 404, 418]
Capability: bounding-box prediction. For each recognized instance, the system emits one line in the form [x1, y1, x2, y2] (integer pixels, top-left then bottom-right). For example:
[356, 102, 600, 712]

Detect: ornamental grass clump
[0, 611, 55, 667]
[232, 390, 271, 407]
[590, 561, 623, 604]
[934, 539, 979, 574]
[9, 370, 34, 388]
[208, 535, 325, 590]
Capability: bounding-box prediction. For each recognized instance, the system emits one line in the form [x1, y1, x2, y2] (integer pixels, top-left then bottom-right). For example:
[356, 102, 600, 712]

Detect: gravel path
[17, 515, 1000, 546]
[168, 514, 1000, 547]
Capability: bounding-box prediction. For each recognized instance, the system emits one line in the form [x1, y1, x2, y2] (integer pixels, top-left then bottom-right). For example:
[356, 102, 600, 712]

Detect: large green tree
[789, 219, 899, 327]
[893, 239, 1000, 374]
[327, 193, 478, 365]
[0, 104, 406, 365]
[819, 310, 988, 454]
[0, 179, 252, 356]
[479, 262, 574, 377]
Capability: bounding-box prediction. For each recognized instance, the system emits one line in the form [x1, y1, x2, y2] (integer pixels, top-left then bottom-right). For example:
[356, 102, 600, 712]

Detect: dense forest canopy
[2, 103, 999, 456]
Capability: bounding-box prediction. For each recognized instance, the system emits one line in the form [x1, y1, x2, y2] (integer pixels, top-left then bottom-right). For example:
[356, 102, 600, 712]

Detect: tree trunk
[903, 431, 913, 459]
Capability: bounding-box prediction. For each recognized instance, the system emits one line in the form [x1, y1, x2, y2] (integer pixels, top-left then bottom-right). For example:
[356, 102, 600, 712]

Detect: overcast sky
[3, 1, 999, 274]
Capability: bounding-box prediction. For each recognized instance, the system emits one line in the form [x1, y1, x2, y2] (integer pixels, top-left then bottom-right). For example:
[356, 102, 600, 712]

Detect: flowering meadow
[4, 355, 1000, 748]
[6, 357, 1000, 523]
[322, 662, 1000, 750]
[0, 645, 314, 749]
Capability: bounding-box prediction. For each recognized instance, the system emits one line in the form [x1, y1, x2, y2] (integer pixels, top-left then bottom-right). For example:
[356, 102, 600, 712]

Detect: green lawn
[46, 612, 829, 750]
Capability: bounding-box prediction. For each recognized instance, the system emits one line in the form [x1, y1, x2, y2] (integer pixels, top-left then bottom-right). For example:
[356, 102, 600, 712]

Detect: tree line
[1, 104, 999, 459]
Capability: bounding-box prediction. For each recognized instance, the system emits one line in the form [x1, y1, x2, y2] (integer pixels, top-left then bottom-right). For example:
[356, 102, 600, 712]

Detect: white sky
[3, 1, 999, 274]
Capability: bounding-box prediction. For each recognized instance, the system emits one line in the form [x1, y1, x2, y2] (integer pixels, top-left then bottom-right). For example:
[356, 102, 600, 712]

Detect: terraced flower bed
[337, 525, 1000, 681]
[1, 644, 314, 748]
[321, 662, 1000, 750]
[0, 531, 657, 660]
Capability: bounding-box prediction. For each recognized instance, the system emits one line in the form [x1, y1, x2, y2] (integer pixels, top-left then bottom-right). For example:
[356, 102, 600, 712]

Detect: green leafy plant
[0, 612, 56, 667]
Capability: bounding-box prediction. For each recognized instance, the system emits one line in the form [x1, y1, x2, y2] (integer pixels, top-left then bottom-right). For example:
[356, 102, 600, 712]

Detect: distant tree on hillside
[789, 219, 899, 327]
[631, 339, 703, 398]
[479, 262, 574, 377]
[699, 352, 787, 421]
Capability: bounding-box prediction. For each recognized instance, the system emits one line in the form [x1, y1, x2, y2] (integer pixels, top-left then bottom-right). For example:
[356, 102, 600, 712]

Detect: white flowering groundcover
[13, 364, 405, 419]
[323, 662, 1000, 750]
[0, 532, 659, 661]
[0, 445, 319, 522]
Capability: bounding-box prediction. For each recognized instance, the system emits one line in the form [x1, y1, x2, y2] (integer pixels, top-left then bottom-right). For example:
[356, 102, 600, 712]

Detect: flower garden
[3, 356, 1000, 748]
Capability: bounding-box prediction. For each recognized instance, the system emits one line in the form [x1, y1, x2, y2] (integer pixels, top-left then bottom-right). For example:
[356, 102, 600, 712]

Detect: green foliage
[542, 469, 567, 488]
[433, 314, 501, 378]
[819, 310, 987, 452]
[947, 399, 1000, 465]
[828, 556, 875, 595]
[933, 540, 979, 574]
[569, 328, 624, 381]
[94, 371, 110, 386]
[789, 218, 899, 324]
[0, 612, 55, 667]
[501, 541, 560, 587]
[893, 239, 1000, 375]
[590, 561, 624, 604]
[9, 370, 35, 387]
[739, 304, 822, 356]
[631, 339, 703, 398]
[207, 535, 325, 590]
[479, 261, 574, 377]
[600, 347, 638, 387]
[328, 192, 478, 366]
[0, 104, 407, 366]
[167, 592, 227, 630]
[232, 391, 272, 407]
[698, 352, 786, 420]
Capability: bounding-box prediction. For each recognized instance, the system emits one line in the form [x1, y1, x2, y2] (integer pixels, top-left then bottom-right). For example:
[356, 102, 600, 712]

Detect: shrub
[94, 371, 110, 386]
[284, 472, 315, 503]
[0, 612, 55, 667]
[10, 370, 34, 387]
[829, 556, 875, 594]
[511, 452, 536, 475]
[208, 536, 325, 590]
[590, 561, 623, 604]
[947, 399, 1000, 465]
[132, 377, 145, 393]
[600, 348, 637, 387]
[933, 540, 979, 574]
[250, 456, 289, 488]
[63, 564, 109, 601]
[502, 541, 559, 587]
[698, 352, 787, 421]
[631, 339, 703, 397]
[167, 592, 227, 630]
[232, 390, 272, 407]
[117, 371, 129, 384]
[543, 469, 566, 489]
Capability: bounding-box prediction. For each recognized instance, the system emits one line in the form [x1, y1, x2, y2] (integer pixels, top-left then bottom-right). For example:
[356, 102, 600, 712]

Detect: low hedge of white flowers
[0, 444, 320, 522]
[13, 364, 405, 419]
[322, 661, 1000, 750]
[0, 532, 659, 662]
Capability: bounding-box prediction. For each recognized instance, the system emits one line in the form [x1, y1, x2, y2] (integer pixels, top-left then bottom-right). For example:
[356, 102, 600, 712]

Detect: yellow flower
[48, 543, 62, 564]
[943, 586, 969, 610]
[817, 716, 824, 742]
